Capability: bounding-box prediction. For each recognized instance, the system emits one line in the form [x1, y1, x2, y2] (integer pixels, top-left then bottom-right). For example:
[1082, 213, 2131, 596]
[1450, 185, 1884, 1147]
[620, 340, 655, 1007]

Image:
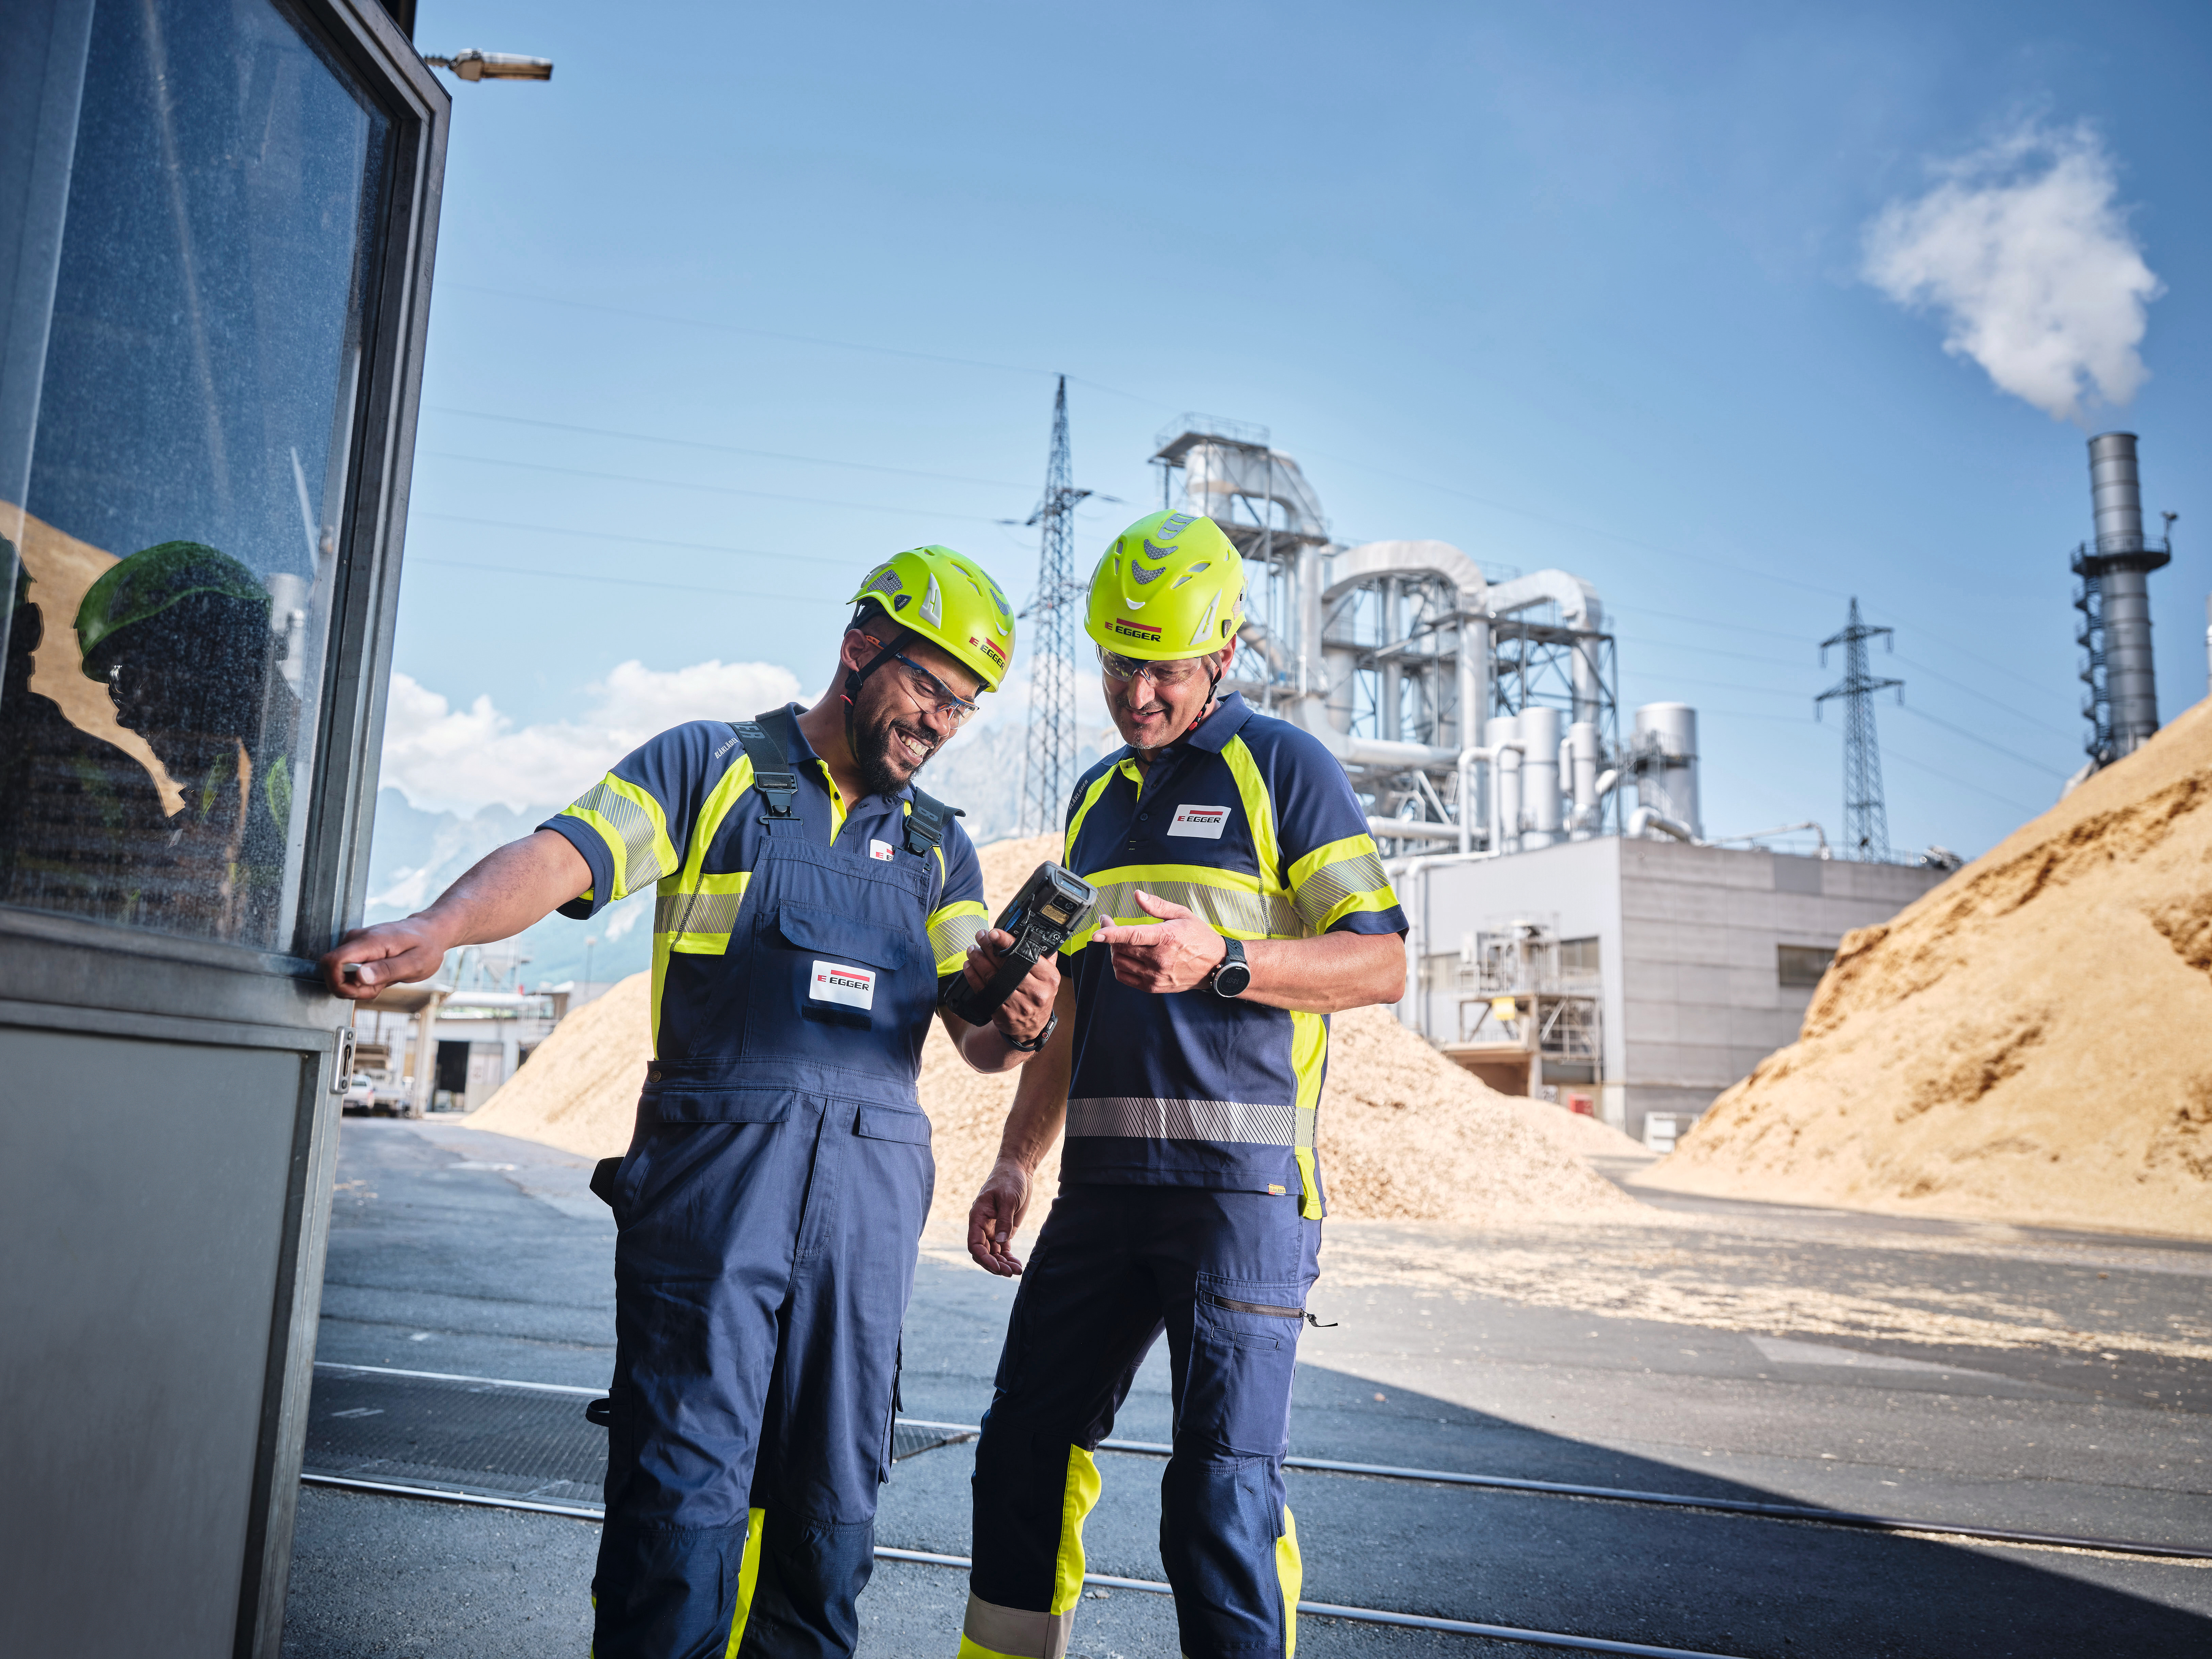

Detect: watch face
[1214, 961, 1252, 997]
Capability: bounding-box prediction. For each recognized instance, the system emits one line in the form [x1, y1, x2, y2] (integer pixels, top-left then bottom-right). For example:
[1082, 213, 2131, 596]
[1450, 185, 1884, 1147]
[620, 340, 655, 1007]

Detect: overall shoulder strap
[903, 787, 962, 861]
[732, 715, 799, 826]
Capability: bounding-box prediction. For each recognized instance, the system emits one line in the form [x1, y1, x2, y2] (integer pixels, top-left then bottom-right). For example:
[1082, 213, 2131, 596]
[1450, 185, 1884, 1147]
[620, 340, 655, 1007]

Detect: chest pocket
[770, 903, 911, 972]
[736, 840, 938, 1077]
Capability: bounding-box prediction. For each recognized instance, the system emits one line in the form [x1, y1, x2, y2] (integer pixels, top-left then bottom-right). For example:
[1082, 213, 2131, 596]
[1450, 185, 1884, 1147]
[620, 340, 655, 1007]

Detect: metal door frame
[0, 3, 446, 1653]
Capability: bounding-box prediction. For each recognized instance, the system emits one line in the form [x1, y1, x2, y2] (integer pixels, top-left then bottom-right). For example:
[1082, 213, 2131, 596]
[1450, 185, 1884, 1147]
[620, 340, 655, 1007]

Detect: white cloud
[381, 658, 803, 813]
[1861, 122, 2162, 423]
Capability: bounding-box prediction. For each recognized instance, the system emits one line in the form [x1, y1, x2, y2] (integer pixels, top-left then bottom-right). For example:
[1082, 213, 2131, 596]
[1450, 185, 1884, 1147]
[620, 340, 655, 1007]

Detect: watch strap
[1001, 1010, 1058, 1053]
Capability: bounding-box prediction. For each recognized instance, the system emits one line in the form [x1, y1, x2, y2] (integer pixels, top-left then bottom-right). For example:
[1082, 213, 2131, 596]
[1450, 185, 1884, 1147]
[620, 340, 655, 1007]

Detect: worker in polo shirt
[956, 511, 1409, 1659]
[322, 545, 1061, 1659]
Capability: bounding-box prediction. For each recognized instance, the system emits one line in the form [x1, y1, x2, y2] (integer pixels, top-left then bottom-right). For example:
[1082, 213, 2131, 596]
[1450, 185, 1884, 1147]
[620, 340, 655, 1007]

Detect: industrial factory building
[1142, 419, 2168, 1144]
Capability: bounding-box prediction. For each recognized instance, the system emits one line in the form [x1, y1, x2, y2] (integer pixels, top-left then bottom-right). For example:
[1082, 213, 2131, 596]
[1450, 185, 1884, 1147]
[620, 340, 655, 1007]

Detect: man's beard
[853, 704, 941, 796]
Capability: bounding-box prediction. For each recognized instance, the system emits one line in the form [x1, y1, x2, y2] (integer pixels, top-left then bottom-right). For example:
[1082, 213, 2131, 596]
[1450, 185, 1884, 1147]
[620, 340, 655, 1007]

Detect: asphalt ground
[287, 1118, 2212, 1658]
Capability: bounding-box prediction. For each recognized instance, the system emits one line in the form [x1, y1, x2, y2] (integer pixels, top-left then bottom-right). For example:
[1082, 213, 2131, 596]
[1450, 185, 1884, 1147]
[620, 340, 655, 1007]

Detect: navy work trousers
[962, 1185, 1320, 1659]
[592, 1093, 932, 1659]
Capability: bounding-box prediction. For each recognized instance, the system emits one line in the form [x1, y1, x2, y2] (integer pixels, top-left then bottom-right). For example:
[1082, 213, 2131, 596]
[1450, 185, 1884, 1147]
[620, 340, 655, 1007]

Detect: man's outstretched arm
[320, 829, 593, 998]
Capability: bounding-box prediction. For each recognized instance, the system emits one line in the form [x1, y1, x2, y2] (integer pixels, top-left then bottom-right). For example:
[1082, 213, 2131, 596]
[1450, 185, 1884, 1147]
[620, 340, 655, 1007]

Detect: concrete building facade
[1402, 838, 1949, 1143]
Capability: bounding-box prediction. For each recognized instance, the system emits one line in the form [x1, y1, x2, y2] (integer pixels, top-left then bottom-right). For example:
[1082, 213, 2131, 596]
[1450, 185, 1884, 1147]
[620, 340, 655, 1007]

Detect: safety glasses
[887, 649, 980, 728]
[1096, 645, 1211, 689]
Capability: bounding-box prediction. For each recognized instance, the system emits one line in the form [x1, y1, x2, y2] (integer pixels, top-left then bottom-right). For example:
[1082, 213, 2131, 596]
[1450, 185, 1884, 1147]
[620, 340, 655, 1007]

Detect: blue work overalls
[592, 731, 945, 1659]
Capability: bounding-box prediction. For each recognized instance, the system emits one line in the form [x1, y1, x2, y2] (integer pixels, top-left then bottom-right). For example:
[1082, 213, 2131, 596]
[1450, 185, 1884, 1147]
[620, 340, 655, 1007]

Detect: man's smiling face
[848, 627, 980, 796]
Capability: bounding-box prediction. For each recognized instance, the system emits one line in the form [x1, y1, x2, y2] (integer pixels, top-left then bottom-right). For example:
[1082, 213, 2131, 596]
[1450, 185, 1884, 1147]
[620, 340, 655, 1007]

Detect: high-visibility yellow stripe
[660, 870, 750, 955]
[722, 1507, 764, 1658]
[1308, 882, 1399, 934]
[1052, 1445, 1103, 1614]
[1289, 833, 1397, 933]
[955, 1638, 1023, 1659]
[1277, 1505, 1304, 1657]
[1285, 831, 1376, 893]
[928, 899, 989, 977]
[1062, 764, 1123, 862]
[1290, 1010, 1326, 1218]
[648, 928, 673, 1055]
[677, 754, 756, 891]
[1062, 860, 1299, 950]
[559, 773, 678, 900]
[1293, 1145, 1322, 1220]
[1220, 735, 1283, 893]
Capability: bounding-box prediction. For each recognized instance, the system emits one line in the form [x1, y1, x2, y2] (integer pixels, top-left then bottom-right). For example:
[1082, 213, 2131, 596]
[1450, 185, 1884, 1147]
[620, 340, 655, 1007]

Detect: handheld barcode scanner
[941, 862, 1096, 1026]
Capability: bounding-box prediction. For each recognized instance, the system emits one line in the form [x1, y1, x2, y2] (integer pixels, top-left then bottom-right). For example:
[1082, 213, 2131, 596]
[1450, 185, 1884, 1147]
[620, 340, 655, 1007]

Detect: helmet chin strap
[841, 624, 909, 766]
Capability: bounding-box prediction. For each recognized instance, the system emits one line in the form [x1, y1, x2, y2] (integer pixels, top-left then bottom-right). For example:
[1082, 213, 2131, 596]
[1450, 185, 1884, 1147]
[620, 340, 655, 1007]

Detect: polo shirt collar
[760, 702, 913, 803]
[1181, 692, 1254, 754]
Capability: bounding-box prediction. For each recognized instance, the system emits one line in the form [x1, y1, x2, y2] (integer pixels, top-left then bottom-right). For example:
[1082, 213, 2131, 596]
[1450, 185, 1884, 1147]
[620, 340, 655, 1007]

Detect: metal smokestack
[2091, 432, 2147, 555]
[2073, 433, 2171, 766]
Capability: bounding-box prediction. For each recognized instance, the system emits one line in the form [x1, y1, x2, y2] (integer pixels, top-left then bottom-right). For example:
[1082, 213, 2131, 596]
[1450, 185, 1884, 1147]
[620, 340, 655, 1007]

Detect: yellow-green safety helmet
[1084, 510, 1244, 660]
[849, 544, 1016, 691]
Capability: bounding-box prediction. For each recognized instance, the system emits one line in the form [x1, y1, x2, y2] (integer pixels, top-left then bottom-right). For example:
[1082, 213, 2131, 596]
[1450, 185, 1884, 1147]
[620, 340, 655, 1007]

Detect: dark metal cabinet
[0, 3, 446, 1653]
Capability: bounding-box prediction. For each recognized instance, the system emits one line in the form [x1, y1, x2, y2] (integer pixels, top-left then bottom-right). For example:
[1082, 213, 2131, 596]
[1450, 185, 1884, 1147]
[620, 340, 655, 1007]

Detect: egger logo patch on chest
[809, 960, 877, 1010]
[1167, 804, 1230, 839]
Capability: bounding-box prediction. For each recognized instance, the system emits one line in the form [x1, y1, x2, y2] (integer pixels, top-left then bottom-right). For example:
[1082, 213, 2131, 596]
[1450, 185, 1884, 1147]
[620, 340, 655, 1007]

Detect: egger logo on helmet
[1083, 510, 1245, 662]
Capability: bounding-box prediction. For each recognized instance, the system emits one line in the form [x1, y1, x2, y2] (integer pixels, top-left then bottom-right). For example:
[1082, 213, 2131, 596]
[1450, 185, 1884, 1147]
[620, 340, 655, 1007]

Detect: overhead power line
[418, 451, 1015, 523]
[425, 406, 1038, 491]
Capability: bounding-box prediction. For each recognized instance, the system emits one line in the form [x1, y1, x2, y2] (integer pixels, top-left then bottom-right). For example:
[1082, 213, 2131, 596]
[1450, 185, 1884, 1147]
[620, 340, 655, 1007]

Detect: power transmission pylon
[1816, 597, 1903, 862]
[1018, 377, 1091, 836]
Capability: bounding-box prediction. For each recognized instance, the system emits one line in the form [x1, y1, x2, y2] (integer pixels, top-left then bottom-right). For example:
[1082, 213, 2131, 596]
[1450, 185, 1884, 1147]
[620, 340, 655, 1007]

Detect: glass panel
[0, 0, 391, 950]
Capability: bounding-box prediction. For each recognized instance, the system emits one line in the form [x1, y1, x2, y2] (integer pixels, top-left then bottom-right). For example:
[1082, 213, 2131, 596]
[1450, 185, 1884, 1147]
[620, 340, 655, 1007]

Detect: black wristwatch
[1209, 937, 1251, 998]
[1002, 1010, 1058, 1052]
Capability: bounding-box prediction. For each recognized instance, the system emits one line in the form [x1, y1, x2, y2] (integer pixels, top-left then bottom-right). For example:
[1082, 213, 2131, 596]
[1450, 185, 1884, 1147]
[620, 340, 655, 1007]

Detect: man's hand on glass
[960, 927, 1061, 1043]
[1091, 889, 1227, 994]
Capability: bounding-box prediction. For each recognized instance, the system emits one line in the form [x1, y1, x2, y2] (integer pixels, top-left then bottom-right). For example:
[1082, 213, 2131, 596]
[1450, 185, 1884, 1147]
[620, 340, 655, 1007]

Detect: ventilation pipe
[1632, 703, 1700, 840]
[1486, 714, 1524, 854]
[1565, 721, 1602, 839]
[1484, 570, 1605, 724]
[1517, 706, 1563, 848]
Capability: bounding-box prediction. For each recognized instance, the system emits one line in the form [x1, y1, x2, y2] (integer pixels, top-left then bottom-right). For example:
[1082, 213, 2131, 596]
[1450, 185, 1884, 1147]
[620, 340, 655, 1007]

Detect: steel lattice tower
[1018, 377, 1090, 835]
[1816, 597, 1903, 861]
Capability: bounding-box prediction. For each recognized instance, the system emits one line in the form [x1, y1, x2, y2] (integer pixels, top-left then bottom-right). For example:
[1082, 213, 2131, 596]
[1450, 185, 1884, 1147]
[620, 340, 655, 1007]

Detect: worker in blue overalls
[956, 512, 1410, 1659]
[325, 546, 1061, 1659]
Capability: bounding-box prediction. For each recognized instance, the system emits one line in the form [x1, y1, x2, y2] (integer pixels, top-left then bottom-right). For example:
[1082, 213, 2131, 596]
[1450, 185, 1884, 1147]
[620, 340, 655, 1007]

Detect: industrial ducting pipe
[1565, 722, 1609, 837]
[1517, 706, 1564, 848]
[1485, 716, 1526, 855]
[1632, 703, 1701, 840]
[1627, 806, 1700, 844]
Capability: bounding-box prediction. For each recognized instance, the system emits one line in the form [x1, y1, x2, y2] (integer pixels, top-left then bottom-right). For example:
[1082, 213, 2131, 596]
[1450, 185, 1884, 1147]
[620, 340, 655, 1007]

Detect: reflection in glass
[0, 0, 391, 950]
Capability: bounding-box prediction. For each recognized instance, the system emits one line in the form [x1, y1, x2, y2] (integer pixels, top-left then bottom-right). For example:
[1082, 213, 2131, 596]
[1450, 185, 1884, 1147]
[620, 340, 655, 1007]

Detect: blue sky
[387, 0, 2211, 859]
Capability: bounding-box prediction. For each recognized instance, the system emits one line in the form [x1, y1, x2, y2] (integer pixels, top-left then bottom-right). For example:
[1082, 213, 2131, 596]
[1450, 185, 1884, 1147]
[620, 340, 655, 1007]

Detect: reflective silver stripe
[962, 1591, 1074, 1659]
[565, 779, 666, 885]
[1066, 1096, 1297, 1145]
[1086, 879, 1298, 941]
[928, 908, 986, 968]
[656, 889, 744, 938]
[1291, 846, 1390, 931]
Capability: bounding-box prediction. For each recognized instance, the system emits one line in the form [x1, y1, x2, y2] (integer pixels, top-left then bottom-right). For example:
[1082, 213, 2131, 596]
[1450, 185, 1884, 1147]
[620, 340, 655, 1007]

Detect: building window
[1, 0, 392, 951]
[1560, 936, 1600, 976]
[1777, 944, 1834, 987]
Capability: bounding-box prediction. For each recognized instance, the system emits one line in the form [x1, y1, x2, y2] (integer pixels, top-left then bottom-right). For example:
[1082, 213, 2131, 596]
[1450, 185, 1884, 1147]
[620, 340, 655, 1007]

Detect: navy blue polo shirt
[1054, 694, 1406, 1216]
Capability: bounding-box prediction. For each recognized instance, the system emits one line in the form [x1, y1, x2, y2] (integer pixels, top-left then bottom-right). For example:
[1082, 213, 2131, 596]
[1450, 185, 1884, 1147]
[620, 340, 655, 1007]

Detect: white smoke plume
[1862, 123, 2162, 423]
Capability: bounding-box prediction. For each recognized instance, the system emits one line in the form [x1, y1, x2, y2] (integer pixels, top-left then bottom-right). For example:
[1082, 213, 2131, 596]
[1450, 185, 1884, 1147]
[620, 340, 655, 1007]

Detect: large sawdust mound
[468, 971, 654, 1157]
[470, 831, 1640, 1231]
[1637, 698, 2212, 1239]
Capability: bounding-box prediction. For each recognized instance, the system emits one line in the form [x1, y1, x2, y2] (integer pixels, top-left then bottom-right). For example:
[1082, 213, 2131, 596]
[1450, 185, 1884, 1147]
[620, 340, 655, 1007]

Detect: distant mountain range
[363, 788, 651, 988]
